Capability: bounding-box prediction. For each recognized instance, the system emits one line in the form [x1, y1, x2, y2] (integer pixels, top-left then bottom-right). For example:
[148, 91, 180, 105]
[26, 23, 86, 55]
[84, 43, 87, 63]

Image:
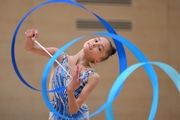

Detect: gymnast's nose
[92, 42, 99, 48]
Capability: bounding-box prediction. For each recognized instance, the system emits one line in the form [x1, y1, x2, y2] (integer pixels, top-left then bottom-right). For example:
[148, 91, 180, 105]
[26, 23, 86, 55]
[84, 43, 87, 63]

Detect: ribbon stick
[34, 39, 72, 86]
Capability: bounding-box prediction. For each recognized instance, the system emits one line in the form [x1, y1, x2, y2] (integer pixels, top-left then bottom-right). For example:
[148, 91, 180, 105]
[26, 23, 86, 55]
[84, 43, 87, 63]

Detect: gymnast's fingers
[25, 29, 32, 38]
[77, 65, 83, 82]
[33, 29, 38, 39]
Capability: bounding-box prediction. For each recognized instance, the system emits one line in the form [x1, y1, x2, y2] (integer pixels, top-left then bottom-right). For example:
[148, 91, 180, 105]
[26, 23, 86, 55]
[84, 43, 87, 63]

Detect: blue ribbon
[41, 32, 180, 120]
[11, 0, 180, 120]
[11, 0, 126, 92]
[11, 0, 127, 119]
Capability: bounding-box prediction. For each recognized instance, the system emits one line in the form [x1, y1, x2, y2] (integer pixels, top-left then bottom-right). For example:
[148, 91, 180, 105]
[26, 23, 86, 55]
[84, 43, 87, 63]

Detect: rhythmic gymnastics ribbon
[42, 32, 180, 120]
[11, 0, 180, 120]
[11, 0, 126, 92]
[11, 0, 128, 119]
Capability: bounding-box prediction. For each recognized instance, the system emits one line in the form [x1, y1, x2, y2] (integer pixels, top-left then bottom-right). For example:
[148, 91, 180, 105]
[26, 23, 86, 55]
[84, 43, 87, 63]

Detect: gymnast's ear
[94, 59, 100, 64]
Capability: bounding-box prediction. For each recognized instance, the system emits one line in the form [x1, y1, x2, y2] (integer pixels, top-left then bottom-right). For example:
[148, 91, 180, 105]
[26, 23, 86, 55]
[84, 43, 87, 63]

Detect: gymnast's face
[83, 37, 110, 63]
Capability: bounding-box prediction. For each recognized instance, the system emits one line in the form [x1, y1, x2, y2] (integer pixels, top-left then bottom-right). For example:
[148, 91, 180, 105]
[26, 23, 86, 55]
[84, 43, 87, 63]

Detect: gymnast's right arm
[24, 29, 59, 58]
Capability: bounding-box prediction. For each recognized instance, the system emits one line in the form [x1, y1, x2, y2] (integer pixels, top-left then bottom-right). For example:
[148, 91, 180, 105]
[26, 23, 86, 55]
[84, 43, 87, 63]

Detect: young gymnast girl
[24, 29, 116, 120]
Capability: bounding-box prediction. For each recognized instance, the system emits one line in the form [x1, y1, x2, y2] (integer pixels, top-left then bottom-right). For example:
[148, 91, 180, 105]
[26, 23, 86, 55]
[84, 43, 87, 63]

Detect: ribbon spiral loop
[11, 0, 180, 120]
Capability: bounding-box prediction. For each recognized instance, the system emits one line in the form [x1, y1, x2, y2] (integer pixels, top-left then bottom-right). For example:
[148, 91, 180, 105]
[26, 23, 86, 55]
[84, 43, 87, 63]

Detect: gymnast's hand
[68, 65, 83, 92]
[25, 29, 38, 40]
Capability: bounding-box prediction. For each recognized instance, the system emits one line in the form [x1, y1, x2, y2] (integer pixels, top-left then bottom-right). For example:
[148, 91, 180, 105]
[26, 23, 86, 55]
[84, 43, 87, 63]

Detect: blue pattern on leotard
[49, 53, 96, 120]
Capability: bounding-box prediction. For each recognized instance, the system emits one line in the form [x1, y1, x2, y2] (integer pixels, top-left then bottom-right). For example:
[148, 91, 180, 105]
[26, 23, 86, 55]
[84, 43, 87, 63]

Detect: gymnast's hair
[101, 40, 116, 62]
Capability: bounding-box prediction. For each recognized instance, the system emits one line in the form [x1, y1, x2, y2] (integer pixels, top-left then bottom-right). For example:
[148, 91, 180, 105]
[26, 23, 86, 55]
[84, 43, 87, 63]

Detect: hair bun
[111, 47, 116, 56]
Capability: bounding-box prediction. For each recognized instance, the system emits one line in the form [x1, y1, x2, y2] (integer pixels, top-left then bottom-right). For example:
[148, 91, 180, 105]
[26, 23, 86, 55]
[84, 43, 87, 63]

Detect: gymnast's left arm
[67, 72, 100, 115]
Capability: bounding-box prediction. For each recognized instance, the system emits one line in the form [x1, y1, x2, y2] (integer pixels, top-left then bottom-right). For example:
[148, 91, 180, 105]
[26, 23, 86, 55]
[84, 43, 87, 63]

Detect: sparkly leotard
[49, 53, 96, 120]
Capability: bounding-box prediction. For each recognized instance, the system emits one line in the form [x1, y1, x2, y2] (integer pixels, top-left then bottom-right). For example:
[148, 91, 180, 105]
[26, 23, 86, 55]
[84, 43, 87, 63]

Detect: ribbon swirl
[11, 0, 180, 120]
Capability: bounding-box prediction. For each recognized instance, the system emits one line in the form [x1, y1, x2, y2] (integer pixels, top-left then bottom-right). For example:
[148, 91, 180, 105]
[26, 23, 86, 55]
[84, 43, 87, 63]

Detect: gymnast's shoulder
[87, 70, 100, 84]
